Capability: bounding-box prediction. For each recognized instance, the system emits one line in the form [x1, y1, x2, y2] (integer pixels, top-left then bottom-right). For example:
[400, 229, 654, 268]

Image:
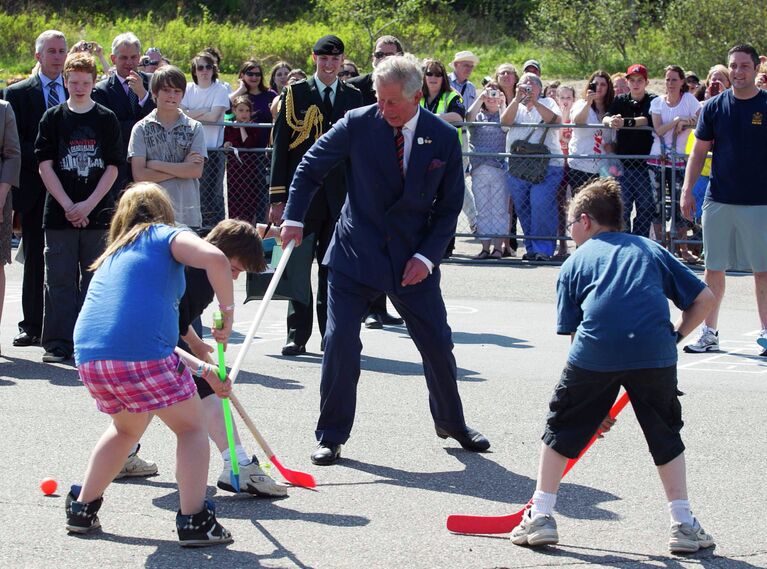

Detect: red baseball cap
[626, 64, 648, 80]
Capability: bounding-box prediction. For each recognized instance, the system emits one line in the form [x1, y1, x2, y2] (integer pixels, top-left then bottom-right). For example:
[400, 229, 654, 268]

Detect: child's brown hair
[570, 178, 624, 231]
[231, 95, 253, 113]
[149, 65, 187, 95]
[205, 219, 266, 273]
[64, 52, 97, 81]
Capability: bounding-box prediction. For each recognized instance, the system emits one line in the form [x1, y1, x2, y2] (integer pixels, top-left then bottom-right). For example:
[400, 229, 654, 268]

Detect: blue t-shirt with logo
[74, 224, 189, 365]
[695, 89, 767, 205]
[557, 232, 706, 372]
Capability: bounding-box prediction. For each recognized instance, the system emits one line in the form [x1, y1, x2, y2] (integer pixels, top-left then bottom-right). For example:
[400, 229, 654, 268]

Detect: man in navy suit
[3, 30, 68, 347]
[92, 32, 155, 193]
[281, 54, 490, 465]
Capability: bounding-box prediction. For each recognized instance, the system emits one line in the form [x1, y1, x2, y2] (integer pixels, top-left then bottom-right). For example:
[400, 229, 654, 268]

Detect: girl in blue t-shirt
[66, 182, 236, 547]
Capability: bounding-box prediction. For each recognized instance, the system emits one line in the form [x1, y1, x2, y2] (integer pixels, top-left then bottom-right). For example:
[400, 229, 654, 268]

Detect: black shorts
[194, 374, 214, 399]
[542, 363, 685, 466]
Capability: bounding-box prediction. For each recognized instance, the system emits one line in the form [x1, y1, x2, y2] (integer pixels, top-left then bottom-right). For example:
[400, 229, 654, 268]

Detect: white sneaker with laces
[683, 328, 720, 353]
[669, 517, 715, 553]
[218, 456, 288, 497]
[115, 444, 158, 479]
[510, 509, 559, 546]
[756, 330, 767, 356]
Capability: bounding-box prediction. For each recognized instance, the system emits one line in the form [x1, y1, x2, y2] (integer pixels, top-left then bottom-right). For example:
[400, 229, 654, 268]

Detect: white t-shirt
[181, 81, 231, 147]
[505, 97, 563, 167]
[567, 99, 616, 173]
[649, 92, 701, 159]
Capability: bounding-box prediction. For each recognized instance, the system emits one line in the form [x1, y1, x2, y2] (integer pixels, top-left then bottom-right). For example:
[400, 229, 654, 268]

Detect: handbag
[508, 121, 551, 183]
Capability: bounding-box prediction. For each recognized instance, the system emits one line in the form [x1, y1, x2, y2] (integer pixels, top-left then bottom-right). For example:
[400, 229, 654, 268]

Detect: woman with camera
[501, 72, 563, 260]
[649, 64, 702, 262]
[466, 82, 508, 259]
[568, 70, 615, 192]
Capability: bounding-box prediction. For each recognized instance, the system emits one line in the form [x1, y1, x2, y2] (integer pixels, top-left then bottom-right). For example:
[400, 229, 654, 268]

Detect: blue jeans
[506, 166, 563, 256]
[620, 165, 654, 236]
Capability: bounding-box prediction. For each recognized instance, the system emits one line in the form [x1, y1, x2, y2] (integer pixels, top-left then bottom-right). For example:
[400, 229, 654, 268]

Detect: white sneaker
[510, 509, 559, 546]
[757, 330, 767, 356]
[115, 444, 158, 479]
[683, 328, 720, 353]
[669, 517, 715, 553]
[218, 456, 288, 497]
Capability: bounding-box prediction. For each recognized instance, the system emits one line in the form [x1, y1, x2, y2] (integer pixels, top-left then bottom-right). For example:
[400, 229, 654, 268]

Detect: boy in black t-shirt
[603, 64, 657, 238]
[35, 53, 123, 362]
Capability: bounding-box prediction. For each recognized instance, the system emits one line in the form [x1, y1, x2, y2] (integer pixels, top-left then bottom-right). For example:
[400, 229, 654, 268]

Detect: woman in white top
[568, 70, 615, 192]
[648, 64, 701, 262]
[501, 72, 562, 260]
[181, 52, 231, 227]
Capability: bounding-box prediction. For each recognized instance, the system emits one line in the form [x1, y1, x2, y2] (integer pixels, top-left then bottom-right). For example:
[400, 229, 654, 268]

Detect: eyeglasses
[424, 71, 443, 77]
[196, 64, 214, 71]
[566, 213, 592, 229]
[373, 51, 399, 59]
[244, 71, 262, 77]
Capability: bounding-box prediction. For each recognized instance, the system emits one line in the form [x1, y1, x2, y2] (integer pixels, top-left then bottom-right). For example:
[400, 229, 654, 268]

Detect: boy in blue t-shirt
[511, 178, 716, 554]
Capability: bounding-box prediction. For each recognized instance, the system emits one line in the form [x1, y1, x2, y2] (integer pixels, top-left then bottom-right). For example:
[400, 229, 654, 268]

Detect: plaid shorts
[78, 353, 198, 415]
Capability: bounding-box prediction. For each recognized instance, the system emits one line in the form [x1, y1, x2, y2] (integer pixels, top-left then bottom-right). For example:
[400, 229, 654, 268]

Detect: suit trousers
[42, 228, 107, 354]
[316, 269, 467, 445]
[286, 215, 334, 346]
[18, 196, 45, 336]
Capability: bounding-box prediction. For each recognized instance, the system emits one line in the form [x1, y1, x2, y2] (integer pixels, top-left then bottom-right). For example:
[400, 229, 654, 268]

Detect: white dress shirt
[313, 74, 339, 106]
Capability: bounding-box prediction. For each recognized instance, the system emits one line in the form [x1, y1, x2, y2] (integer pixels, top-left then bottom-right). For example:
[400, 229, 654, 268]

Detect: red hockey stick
[446, 391, 630, 534]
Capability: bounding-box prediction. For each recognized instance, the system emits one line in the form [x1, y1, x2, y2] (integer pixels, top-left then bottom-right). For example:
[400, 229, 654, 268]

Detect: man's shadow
[232, 368, 304, 391]
[0, 355, 81, 386]
[377, 326, 533, 350]
[337, 449, 620, 522]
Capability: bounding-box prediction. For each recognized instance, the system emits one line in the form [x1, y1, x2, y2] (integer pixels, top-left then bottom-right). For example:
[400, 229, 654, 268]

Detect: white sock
[222, 445, 251, 467]
[129, 443, 139, 456]
[531, 490, 557, 517]
[702, 324, 717, 335]
[669, 499, 694, 525]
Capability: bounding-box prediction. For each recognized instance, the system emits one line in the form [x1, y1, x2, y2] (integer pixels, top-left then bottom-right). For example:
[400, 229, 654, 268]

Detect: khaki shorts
[702, 200, 767, 272]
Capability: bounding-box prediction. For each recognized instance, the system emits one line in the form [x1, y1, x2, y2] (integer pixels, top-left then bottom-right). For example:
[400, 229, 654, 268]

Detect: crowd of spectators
[2, 27, 766, 360]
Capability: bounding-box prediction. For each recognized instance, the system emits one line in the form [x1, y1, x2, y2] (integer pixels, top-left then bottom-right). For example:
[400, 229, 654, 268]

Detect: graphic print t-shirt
[35, 103, 124, 229]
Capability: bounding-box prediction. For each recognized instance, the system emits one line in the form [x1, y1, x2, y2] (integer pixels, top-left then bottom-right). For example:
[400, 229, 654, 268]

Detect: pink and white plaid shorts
[78, 353, 198, 414]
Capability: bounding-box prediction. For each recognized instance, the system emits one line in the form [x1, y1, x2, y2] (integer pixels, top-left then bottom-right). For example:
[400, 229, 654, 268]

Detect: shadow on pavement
[0, 356, 81, 386]
[233, 368, 305, 390]
[451, 330, 533, 349]
[525, 543, 762, 569]
[336, 449, 620, 522]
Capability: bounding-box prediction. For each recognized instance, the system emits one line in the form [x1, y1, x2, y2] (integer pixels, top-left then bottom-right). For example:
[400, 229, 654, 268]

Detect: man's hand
[127, 69, 147, 100]
[280, 224, 303, 248]
[66, 202, 92, 228]
[597, 414, 617, 438]
[269, 202, 286, 224]
[680, 187, 696, 221]
[184, 151, 204, 164]
[190, 339, 215, 365]
[401, 257, 429, 287]
[204, 366, 233, 399]
[606, 114, 624, 129]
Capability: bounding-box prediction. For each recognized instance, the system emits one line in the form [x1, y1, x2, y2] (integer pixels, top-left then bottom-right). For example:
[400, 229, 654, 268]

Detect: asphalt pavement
[1, 238, 766, 569]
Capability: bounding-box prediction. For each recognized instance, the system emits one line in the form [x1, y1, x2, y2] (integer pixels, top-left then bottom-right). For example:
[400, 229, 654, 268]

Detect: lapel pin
[417, 137, 432, 145]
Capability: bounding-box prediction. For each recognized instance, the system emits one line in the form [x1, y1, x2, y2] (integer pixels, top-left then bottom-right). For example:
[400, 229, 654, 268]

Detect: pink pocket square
[428, 159, 446, 171]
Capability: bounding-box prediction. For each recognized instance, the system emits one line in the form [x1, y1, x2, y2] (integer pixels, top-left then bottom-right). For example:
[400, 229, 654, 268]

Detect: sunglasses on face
[373, 51, 399, 59]
[425, 71, 443, 77]
[196, 64, 214, 71]
[244, 71, 262, 77]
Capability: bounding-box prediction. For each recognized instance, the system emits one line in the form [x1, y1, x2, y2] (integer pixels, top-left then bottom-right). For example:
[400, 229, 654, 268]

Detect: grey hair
[519, 72, 542, 90]
[372, 53, 423, 98]
[111, 32, 141, 55]
[35, 30, 66, 54]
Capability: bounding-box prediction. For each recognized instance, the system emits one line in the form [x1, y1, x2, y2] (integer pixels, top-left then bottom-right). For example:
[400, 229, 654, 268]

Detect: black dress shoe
[380, 312, 404, 326]
[13, 332, 40, 347]
[320, 337, 326, 351]
[435, 426, 490, 452]
[310, 443, 342, 465]
[364, 313, 383, 329]
[281, 342, 306, 356]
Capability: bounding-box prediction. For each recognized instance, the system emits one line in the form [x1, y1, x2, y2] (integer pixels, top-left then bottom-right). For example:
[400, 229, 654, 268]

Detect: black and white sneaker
[176, 499, 233, 547]
[65, 484, 103, 534]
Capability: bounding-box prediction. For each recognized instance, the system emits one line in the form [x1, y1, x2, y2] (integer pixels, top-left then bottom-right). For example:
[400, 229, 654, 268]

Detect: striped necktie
[47, 82, 60, 108]
[126, 81, 139, 109]
[395, 127, 405, 179]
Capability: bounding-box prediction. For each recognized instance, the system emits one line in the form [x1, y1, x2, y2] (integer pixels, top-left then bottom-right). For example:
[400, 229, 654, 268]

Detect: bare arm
[572, 99, 593, 125]
[146, 152, 204, 179]
[184, 106, 226, 123]
[39, 160, 74, 212]
[680, 137, 713, 220]
[131, 156, 174, 183]
[675, 287, 716, 339]
[66, 164, 118, 223]
[439, 112, 464, 124]
[652, 112, 680, 137]
[534, 99, 560, 124]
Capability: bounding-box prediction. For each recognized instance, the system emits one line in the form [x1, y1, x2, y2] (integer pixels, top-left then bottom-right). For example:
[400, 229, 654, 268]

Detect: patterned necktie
[47, 82, 60, 108]
[126, 81, 139, 109]
[323, 86, 333, 118]
[395, 127, 405, 179]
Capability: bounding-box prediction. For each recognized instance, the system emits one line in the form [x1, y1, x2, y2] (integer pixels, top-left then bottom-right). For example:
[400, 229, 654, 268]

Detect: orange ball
[40, 477, 58, 495]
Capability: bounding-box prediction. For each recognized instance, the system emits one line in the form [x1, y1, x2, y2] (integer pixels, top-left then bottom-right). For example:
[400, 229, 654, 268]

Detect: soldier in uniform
[269, 35, 362, 356]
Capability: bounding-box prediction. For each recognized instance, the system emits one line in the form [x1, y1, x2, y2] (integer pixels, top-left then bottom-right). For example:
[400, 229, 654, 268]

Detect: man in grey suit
[3, 30, 68, 348]
[281, 55, 490, 465]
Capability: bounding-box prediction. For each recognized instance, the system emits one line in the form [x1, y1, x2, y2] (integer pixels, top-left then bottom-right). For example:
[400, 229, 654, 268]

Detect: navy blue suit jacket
[284, 104, 464, 294]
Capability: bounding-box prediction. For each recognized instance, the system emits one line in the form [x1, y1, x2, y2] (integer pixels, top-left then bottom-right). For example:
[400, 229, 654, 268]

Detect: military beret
[313, 35, 344, 56]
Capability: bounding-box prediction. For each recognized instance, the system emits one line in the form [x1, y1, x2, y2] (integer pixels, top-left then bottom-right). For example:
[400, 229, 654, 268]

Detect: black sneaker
[65, 484, 103, 534]
[43, 347, 71, 363]
[176, 499, 233, 547]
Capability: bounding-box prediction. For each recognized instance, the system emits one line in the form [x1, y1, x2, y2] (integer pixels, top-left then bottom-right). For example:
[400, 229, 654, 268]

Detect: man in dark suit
[347, 35, 407, 330]
[281, 54, 490, 465]
[3, 30, 68, 347]
[269, 35, 362, 356]
[92, 32, 155, 193]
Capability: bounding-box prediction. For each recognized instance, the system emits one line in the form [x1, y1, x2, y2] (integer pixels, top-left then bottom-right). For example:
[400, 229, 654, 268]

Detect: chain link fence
[197, 121, 699, 264]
